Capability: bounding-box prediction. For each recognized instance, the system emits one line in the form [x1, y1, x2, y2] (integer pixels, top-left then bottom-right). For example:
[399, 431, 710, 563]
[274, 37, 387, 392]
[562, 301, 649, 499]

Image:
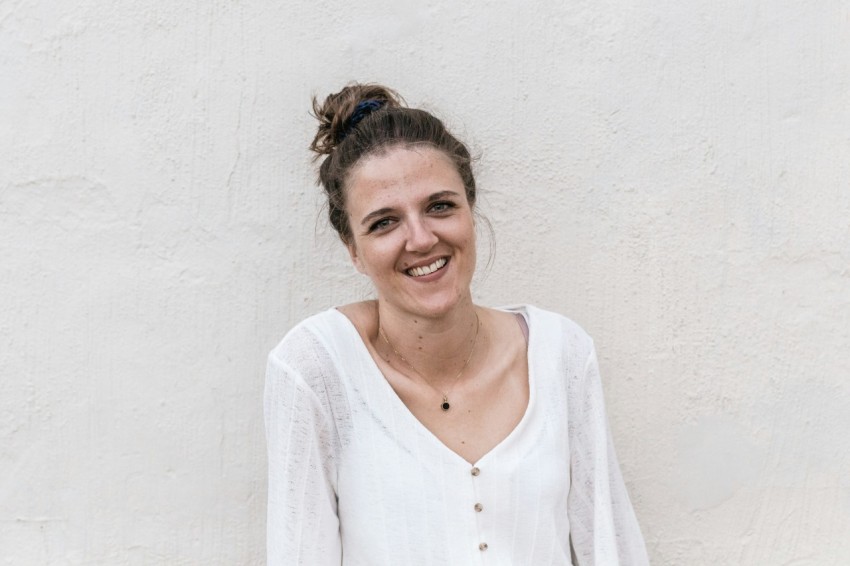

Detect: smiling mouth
[406, 257, 448, 277]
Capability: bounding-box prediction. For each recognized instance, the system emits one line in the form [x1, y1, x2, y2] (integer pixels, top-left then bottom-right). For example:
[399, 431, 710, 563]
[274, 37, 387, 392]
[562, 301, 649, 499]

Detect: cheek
[463, 222, 478, 270]
[460, 218, 477, 249]
[353, 239, 398, 276]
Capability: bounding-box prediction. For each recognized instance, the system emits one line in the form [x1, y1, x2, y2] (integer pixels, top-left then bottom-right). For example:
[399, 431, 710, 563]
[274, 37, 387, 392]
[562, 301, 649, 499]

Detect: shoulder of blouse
[522, 304, 595, 348]
[265, 308, 354, 418]
[268, 308, 346, 362]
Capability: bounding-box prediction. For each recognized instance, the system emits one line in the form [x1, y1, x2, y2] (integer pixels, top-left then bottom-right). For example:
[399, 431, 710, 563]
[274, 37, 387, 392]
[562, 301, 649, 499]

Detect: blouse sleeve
[264, 351, 342, 566]
[567, 346, 650, 565]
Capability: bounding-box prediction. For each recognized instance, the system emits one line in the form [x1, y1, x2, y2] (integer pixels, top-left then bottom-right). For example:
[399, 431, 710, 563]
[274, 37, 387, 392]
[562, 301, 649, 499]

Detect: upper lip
[402, 256, 449, 271]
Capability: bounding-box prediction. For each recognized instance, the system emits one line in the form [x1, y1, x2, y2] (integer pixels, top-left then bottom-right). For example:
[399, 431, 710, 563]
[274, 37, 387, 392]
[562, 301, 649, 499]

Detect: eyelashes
[368, 218, 393, 232]
[428, 201, 455, 213]
[366, 201, 458, 234]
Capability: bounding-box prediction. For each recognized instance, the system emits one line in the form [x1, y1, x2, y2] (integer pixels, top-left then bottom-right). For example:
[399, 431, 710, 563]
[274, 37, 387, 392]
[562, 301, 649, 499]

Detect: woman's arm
[567, 346, 650, 565]
[264, 352, 341, 565]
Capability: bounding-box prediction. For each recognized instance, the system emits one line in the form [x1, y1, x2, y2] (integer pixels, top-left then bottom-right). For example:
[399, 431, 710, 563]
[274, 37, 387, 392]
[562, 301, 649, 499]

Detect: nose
[405, 216, 438, 253]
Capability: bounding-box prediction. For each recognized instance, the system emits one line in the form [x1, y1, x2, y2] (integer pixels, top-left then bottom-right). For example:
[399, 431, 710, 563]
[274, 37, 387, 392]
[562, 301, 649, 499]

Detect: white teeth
[407, 257, 447, 277]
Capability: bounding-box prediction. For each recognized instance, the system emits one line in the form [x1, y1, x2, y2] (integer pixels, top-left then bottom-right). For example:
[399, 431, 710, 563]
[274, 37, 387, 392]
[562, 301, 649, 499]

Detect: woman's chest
[378, 316, 531, 465]
[390, 364, 529, 464]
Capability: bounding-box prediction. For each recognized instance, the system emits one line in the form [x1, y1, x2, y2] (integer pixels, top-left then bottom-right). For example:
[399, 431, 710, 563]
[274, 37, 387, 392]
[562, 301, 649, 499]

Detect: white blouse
[264, 305, 649, 565]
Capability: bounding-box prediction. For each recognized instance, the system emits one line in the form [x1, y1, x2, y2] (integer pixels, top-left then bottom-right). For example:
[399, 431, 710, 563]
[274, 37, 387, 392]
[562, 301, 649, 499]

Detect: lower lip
[406, 258, 450, 282]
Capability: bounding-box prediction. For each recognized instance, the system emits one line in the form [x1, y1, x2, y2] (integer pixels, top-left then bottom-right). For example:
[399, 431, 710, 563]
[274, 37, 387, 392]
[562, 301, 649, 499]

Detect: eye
[428, 201, 456, 213]
[368, 217, 395, 233]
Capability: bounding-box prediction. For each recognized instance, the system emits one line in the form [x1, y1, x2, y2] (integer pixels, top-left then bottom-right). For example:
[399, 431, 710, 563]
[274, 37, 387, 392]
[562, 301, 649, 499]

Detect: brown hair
[310, 83, 477, 244]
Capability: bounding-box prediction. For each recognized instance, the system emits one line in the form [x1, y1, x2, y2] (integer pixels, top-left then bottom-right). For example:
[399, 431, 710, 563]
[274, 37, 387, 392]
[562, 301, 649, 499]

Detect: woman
[265, 83, 649, 565]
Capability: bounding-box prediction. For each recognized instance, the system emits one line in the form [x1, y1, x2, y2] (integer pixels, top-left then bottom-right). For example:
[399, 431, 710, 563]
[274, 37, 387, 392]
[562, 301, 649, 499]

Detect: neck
[375, 298, 480, 386]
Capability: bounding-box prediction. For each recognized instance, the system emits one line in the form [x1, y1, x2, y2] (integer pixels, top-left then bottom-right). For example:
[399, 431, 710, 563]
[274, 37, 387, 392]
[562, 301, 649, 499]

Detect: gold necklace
[379, 312, 481, 412]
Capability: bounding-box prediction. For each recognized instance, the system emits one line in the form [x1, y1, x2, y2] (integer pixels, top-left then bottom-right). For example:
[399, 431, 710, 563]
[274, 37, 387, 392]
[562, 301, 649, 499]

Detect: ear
[346, 240, 367, 275]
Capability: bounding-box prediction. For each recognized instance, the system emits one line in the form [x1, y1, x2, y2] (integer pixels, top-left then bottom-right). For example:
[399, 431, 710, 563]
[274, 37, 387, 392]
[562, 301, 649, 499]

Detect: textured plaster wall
[2, 1, 849, 564]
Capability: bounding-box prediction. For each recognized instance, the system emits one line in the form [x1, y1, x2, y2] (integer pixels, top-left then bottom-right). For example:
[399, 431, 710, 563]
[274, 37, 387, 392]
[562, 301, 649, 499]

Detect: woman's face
[344, 145, 476, 320]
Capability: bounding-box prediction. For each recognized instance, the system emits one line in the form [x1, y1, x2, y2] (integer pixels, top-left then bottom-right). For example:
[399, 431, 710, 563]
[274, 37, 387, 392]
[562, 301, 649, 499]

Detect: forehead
[345, 146, 463, 209]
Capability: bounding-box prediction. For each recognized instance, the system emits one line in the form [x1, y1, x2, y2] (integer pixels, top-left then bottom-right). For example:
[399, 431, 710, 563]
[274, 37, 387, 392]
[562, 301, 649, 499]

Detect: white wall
[2, 1, 848, 564]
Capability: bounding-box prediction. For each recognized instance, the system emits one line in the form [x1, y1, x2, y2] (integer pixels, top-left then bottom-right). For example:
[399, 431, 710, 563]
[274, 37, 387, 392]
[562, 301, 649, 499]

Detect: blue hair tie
[341, 99, 385, 140]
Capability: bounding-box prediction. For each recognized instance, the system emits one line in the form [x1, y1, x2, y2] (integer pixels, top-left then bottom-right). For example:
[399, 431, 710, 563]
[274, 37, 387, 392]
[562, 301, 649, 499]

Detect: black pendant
[441, 401, 451, 411]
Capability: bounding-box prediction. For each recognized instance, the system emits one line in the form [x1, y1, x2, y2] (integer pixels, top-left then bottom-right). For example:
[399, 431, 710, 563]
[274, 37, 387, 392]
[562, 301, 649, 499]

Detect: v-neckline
[331, 305, 536, 467]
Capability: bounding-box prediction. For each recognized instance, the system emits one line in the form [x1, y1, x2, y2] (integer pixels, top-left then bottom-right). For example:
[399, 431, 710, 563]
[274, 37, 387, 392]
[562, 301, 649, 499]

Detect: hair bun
[310, 83, 404, 156]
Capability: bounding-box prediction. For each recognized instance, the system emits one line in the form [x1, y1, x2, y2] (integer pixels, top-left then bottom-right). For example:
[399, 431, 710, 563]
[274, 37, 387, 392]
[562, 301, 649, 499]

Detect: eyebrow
[359, 190, 461, 226]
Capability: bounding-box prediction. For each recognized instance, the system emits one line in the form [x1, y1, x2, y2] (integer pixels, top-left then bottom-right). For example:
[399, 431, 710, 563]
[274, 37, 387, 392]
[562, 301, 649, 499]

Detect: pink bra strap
[514, 312, 529, 344]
